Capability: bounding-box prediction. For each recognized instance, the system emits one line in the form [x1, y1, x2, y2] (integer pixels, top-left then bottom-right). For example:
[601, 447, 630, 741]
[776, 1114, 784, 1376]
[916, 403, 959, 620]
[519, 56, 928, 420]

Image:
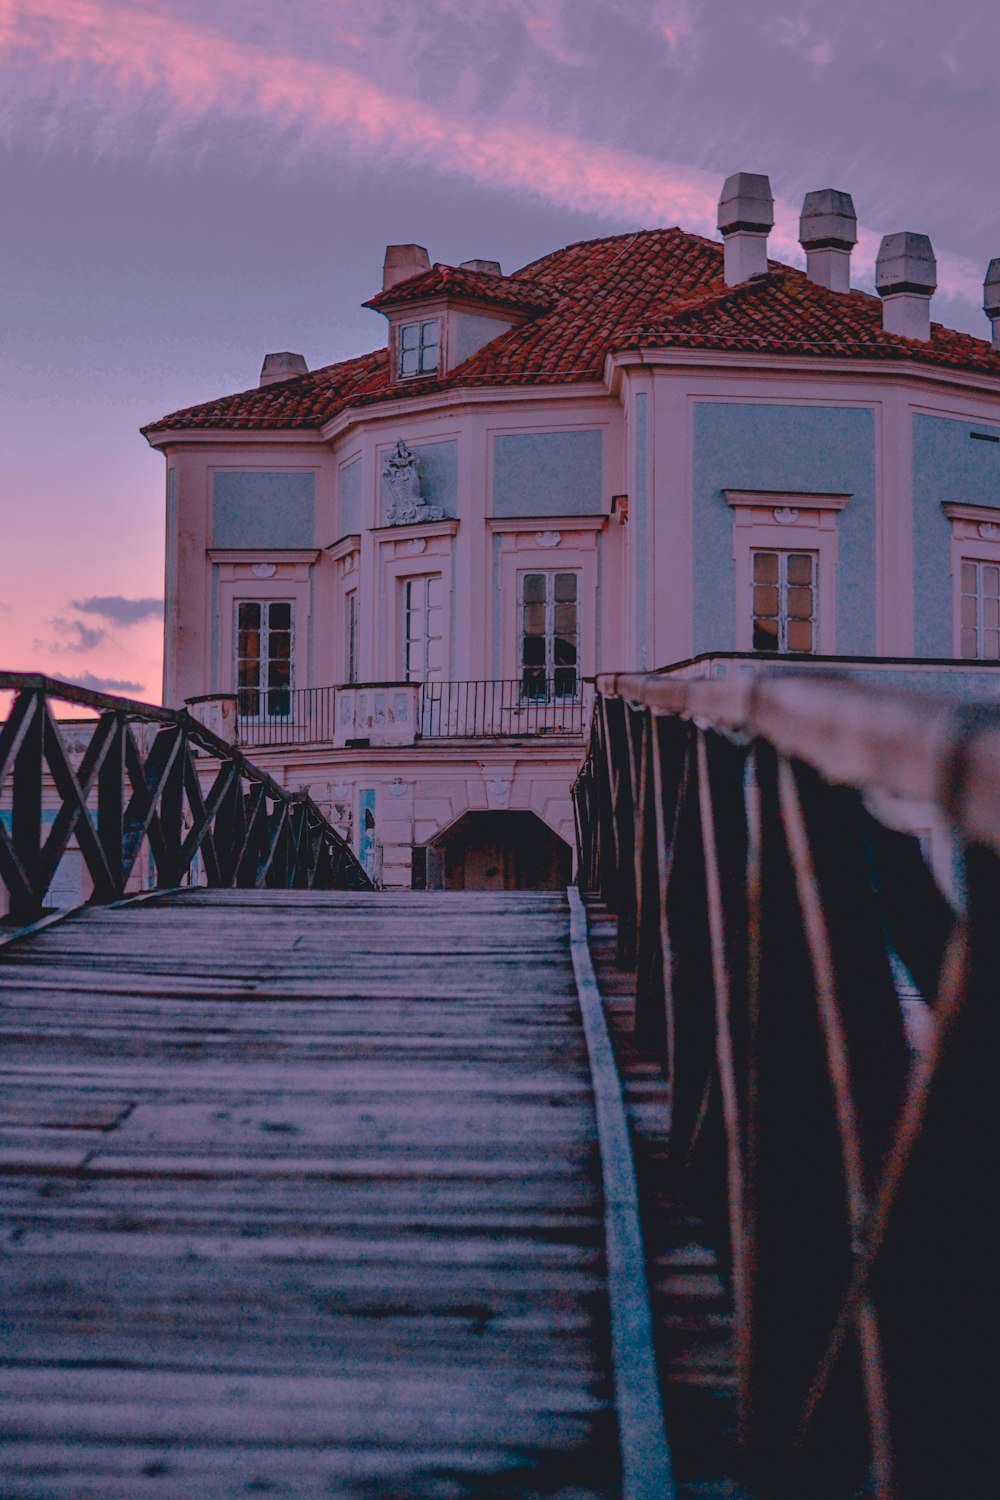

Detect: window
[752, 550, 817, 653]
[398, 319, 439, 378]
[346, 591, 358, 684]
[960, 560, 1000, 659]
[402, 574, 444, 682]
[235, 600, 293, 717]
[520, 571, 579, 698]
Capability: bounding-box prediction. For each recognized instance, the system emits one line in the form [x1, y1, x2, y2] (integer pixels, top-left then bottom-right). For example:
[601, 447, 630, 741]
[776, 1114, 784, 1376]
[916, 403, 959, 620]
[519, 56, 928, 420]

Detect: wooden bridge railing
[573, 668, 997, 1500]
[0, 673, 372, 926]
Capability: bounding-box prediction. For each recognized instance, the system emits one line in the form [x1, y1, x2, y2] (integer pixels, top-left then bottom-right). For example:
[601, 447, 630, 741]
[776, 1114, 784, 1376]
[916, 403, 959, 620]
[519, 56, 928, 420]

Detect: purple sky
[2, 0, 998, 702]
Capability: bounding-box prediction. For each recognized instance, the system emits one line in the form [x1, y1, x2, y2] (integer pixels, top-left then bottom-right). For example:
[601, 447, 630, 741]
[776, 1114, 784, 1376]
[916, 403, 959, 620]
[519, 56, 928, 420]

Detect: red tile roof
[142, 229, 1000, 435]
[363, 262, 555, 316]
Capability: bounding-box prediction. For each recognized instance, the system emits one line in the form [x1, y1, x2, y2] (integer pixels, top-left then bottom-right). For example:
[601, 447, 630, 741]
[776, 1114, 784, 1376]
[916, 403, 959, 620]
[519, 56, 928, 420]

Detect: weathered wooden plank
[0, 890, 620, 1498]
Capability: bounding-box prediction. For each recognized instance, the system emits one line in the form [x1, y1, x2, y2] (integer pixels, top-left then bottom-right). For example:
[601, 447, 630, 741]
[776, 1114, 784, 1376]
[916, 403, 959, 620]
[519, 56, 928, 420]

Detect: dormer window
[398, 319, 440, 378]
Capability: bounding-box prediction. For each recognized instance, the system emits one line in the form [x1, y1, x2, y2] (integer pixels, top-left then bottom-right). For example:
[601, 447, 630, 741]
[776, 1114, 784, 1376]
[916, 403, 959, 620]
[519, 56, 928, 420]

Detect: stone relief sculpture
[383, 438, 445, 525]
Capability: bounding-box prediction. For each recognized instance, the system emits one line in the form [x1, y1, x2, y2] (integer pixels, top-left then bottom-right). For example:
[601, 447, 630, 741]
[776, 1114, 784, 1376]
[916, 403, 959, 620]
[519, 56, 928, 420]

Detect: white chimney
[460, 259, 502, 276]
[799, 189, 857, 293]
[875, 232, 937, 341]
[984, 259, 1000, 351]
[717, 172, 774, 286]
[382, 244, 431, 291]
[259, 352, 309, 387]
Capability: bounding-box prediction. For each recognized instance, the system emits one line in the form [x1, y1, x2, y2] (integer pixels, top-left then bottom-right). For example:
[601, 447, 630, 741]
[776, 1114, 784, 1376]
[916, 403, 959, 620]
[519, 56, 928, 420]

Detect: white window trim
[233, 598, 295, 720]
[378, 529, 455, 681]
[495, 530, 598, 682]
[396, 317, 442, 379]
[399, 572, 445, 684]
[518, 567, 582, 698]
[727, 494, 848, 655]
[750, 549, 819, 655]
[942, 503, 1000, 659]
[214, 563, 311, 701]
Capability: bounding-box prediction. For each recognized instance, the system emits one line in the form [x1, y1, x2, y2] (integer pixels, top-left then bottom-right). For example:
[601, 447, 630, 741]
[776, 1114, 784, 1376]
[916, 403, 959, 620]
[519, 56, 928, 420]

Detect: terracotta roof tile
[614, 264, 1000, 374]
[142, 229, 1000, 436]
[363, 263, 555, 315]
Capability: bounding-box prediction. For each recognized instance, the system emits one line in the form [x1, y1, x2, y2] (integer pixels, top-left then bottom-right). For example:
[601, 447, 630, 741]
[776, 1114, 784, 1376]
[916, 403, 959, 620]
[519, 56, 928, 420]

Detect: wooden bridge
[2, 670, 996, 1498]
[0, 888, 677, 1500]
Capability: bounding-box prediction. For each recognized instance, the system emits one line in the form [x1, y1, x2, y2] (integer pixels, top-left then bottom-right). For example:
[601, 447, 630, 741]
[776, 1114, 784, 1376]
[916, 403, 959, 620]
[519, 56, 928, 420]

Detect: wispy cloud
[72, 594, 163, 625]
[769, 14, 834, 70]
[75, 670, 145, 695]
[49, 616, 107, 653]
[0, 0, 983, 302]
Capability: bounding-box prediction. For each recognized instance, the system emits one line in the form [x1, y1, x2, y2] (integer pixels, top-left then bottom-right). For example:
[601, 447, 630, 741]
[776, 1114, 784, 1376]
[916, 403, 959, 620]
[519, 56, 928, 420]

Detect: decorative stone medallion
[251, 562, 278, 578]
[534, 531, 562, 548]
[772, 508, 799, 526]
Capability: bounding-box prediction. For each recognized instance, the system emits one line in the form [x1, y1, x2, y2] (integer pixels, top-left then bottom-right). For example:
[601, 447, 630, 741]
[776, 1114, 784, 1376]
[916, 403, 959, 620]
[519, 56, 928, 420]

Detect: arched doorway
[420, 811, 572, 891]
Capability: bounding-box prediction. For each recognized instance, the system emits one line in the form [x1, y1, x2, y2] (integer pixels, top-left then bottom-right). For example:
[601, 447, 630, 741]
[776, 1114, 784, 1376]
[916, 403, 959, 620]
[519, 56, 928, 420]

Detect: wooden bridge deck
[0, 890, 621, 1500]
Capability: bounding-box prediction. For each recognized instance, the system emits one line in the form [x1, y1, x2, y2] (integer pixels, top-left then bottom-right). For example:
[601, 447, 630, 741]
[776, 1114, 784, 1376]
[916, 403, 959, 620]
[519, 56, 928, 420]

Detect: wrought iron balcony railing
[235, 680, 588, 746]
[573, 667, 998, 1500]
[0, 673, 372, 929]
[235, 684, 337, 747]
[418, 678, 587, 738]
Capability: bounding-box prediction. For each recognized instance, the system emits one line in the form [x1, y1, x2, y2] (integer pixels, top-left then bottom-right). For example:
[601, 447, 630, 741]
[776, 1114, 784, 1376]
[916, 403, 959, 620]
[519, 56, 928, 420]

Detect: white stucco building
[143, 174, 1000, 887]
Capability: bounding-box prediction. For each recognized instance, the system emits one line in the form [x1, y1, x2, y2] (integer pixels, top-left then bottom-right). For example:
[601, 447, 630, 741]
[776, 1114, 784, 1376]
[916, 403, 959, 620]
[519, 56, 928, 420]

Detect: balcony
[233, 679, 589, 748]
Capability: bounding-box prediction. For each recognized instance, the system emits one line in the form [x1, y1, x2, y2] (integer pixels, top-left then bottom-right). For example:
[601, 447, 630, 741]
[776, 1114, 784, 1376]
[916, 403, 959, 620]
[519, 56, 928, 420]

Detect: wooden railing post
[8, 691, 44, 922]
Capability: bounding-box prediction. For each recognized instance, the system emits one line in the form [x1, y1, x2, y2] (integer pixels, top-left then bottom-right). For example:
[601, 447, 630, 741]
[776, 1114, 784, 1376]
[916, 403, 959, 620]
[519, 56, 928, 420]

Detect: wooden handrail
[594, 668, 1000, 855]
[573, 667, 997, 1498]
[0, 675, 372, 925]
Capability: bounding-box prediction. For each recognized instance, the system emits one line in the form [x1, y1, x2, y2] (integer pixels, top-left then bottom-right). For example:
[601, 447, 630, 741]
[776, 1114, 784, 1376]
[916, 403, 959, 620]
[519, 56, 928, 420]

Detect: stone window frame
[208, 549, 317, 701]
[942, 503, 1000, 660]
[488, 517, 603, 683]
[725, 490, 851, 655]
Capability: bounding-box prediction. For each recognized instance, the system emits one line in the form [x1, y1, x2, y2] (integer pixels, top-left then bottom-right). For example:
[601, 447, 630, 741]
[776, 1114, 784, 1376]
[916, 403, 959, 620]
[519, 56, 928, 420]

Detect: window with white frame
[520, 570, 579, 698]
[235, 600, 293, 717]
[959, 559, 1000, 659]
[751, 550, 818, 653]
[727, 491, 847, 655]
[397, 319, 440, 378]
[401, 574, 444, 682]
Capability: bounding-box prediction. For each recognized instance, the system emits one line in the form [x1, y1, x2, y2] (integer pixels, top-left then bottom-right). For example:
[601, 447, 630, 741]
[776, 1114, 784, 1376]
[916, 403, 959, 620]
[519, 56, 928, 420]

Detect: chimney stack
[984, 260, 1000, 352]
[875, 232, 937, 341]
[259, 352, 309, 387]
[382, 243, 431, 291]
[799, 189, 857, 293]
[717, 173, 774, 286]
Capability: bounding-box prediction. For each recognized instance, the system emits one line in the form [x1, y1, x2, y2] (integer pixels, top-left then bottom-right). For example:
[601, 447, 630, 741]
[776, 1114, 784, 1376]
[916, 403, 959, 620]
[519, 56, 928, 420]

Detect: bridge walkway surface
[0, 889, 651, 1500]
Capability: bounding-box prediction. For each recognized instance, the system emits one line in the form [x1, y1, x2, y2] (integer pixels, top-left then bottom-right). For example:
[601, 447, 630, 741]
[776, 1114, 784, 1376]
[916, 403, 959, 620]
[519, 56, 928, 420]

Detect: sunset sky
[2, 0, 998, 702]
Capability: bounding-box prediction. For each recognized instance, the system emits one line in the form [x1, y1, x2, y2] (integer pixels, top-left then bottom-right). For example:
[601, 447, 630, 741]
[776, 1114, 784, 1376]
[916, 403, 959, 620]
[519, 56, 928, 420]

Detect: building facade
[143, 174, 1000, 887]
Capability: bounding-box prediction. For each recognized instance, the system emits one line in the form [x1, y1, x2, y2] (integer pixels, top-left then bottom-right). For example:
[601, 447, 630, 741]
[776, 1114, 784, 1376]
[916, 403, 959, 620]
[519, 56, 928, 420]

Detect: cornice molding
[942, 502, 1000, 524]
[724, 489, 851, 511]
[324, 534, 362, 561]
[206, 547, 321, 564]
[605, 347, 1000, 399]
[318, 382, 612, 442]
[144, 430, 321, 450]
[369, 518, 459, 542]
[487, 513, 608, 534]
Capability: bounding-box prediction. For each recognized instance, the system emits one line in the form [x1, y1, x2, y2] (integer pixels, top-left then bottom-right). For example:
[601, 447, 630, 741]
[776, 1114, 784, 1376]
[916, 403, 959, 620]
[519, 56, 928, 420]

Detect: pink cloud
[0, 0, 983, 303]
